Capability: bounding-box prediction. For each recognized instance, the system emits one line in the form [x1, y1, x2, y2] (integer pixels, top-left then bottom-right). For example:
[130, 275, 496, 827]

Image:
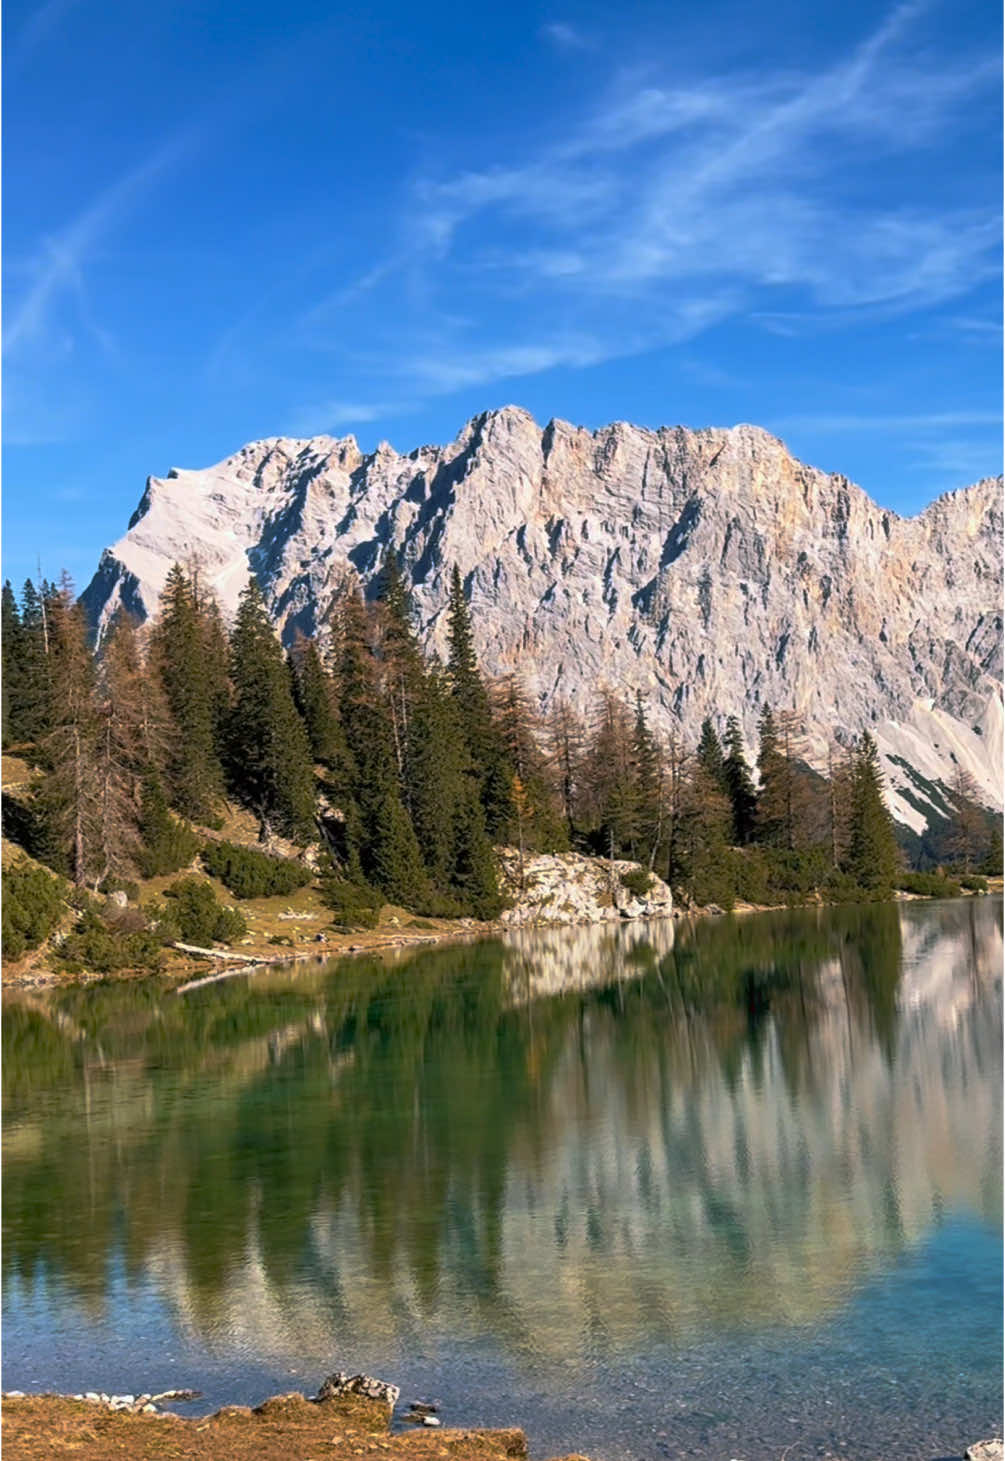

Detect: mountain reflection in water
[3, 898, 1001, 1380]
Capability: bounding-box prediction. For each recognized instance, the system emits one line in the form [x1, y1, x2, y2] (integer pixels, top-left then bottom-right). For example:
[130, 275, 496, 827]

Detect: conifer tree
[336, 587, 432, 904]
[696, 717, 726, 790]
[494, 675, 566, 853]
[446, 565, 513, 836]
[846, 732, 899, 892]
[12, 579, 53, 744]
[36, 581, 103, 885]
[755, 706, 786, 847]
[228, 578, 316, 843]
[632, 692, 664, 868]
[546, 697, 584, 841]
[582, 692, 640, 861]
[149, 565, 225, 821]
[290, 635, 351, 773]
[723, 715, 757, 845]
[946, 765, 987, 872]
[2, 581, 23, 745]
[450, 782, 504, 919]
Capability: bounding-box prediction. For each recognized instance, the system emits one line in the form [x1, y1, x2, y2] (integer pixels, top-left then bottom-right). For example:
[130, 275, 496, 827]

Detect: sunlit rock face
[80, 408, 1003, 830]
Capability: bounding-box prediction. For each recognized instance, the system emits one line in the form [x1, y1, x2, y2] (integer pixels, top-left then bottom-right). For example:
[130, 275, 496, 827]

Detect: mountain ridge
[80, 405, 1004, 834]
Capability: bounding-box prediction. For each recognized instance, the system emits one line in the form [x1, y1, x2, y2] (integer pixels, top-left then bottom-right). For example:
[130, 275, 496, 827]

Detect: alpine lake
[3, 897, 1002, 1460]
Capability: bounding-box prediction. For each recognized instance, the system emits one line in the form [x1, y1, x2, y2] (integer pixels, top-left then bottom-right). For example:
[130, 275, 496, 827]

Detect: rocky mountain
[80, 406, 1003, 831]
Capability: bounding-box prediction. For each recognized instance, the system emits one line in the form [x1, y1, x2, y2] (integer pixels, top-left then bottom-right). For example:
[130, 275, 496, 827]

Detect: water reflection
[3, 899, 1001, 1375]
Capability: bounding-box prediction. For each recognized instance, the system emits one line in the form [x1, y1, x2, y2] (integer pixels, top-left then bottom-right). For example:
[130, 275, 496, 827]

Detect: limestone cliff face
[80, 406, 1003, 829]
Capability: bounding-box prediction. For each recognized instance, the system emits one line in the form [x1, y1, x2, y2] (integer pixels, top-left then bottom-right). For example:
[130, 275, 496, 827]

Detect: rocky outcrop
[497, 848, 673, 926]
[80, 406, 1004, 830]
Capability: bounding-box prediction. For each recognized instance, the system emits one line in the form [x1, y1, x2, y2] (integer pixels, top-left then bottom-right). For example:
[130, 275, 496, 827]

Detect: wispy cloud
[4, 133, 193, 360]
[290, 2, 997, 414]
[540, 21, 593, 51]
[285, 399, 395, 435]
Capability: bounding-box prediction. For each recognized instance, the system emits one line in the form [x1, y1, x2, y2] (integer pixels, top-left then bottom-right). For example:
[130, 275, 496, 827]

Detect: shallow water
[3, 898, 1002, 1459]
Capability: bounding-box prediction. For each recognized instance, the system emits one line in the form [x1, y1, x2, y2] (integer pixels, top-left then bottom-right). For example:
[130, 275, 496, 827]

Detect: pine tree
[632, 692, 663, 869]
[13, 579, 53, 744]
[446, 565, 513, 836]
[581, 692, 639, 861]
[2, 581, 23, 746]
[723, 715, 756, 845]
[149, 564, 225, 821]
[336, 587, 432, 903]
[228, 578, 316, 843]
[846, 732, 899, 893]
[35, 582, 103, 885]
[290, 635, 351, 772]
[755, 706, 786, 847]
[493, 675, 566, 853]
[696, 717, 726, 789]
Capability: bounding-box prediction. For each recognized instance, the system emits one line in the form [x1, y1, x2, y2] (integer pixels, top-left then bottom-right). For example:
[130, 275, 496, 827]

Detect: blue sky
[3, 0, 1001, 592]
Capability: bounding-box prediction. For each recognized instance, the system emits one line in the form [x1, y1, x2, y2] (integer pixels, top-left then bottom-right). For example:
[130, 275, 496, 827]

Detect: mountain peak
[80, 409, 1003, 832]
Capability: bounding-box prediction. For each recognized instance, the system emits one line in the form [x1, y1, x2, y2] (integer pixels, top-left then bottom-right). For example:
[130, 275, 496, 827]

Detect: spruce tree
[13, 579, 53, 744]
[35, 582, 103, 885]
[632, 692, 663, 868]
[846, 731, 899, 893]
[446, 565, 513, 837]
[2, 581, 23, 746]
[755, 706, 786, 847]
[696, 717, 726, 789]
[290, 635, 351, 772]
[228, 578, 317, 843]
[336, 587, 432, 904]
[149, 565, 225, 821]
[723, 715, 756, 845]
[582, 692, 640, 861]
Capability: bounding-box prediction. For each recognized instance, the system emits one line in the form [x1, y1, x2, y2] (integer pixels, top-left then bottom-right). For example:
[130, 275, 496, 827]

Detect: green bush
[319, 868, 382, 930]
[200, 840, 313, 899]
[98, 877, 140, 902]
[895, 871, 963, 898]
[56, 907, 165, 974]
[619, 866, 653, 899]
[2, 860, 66, 959]
[138, 778, 201, 878]
[159, 877, 247, 945]
[959, 873, 988, 893]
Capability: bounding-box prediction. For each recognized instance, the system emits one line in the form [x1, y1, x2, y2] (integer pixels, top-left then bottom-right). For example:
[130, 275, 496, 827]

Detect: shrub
[160, 877, 247, 945]
[959, 873, 988, 893]
[138, 778, 201, 878]
[319, 871, 382, 930]
[56, 908, 165, 974]
[2, 860, 66, 959]
[98, 877, 140, 902]
[619, 866, 653, 899]
[895, 871, 963, 898]
[200, 840, 313, 899]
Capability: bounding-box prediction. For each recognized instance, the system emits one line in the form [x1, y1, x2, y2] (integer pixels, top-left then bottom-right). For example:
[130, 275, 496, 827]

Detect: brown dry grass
[0, 1393, 586, 1461]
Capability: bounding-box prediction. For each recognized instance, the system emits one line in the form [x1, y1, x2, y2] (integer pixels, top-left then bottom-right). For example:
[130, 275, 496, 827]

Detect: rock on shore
[497, 848, 672, 926]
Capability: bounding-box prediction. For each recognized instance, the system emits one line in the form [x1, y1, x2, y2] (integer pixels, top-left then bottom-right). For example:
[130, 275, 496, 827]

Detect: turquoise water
[3, 898, 1002, 1458]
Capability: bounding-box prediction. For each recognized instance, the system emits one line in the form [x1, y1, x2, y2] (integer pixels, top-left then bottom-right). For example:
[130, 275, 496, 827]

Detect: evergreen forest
[1, 562, 999, 968]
